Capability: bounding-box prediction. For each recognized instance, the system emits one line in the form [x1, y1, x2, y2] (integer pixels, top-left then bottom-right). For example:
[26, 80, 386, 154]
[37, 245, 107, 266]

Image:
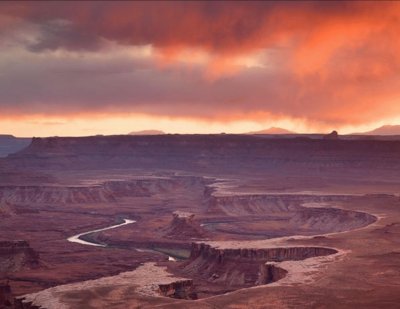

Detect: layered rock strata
[182, 243, 337, 287]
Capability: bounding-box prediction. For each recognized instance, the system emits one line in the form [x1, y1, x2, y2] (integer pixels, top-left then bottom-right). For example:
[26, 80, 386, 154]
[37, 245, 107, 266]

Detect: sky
[1, 1, 400, 137]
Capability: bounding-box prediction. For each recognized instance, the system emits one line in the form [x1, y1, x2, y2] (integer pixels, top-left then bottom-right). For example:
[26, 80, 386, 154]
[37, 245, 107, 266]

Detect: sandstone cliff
[181, 243, 336, 287]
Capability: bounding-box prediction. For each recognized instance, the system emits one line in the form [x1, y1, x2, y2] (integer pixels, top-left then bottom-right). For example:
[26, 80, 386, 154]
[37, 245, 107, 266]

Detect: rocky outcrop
[158, 279, 197, 299]
[163, 212, 206, 240]
[0, 241, 39, 273]
[182, 243, 336, 287]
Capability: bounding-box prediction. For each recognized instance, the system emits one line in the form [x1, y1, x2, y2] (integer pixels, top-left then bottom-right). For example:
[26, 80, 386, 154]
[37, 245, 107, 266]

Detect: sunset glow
[1, 1, 400, 136]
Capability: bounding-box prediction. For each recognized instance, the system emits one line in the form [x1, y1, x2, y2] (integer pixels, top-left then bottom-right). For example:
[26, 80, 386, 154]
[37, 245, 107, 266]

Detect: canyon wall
[206, 194, 377, 235]
[0, 176, 207, 206]
[258, 263, 288, 284]
[189, 243, 337, 262]
[182, 243, 337, 287]
[5, 135, 400, 177]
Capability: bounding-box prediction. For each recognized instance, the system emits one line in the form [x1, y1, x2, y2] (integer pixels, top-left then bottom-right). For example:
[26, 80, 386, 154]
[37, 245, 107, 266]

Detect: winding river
[67, 219, 136, 247]
[67, 218, 177, 261]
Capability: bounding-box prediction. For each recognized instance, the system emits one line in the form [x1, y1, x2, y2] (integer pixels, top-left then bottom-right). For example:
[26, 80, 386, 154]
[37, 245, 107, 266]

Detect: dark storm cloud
[26, 19, 101, 52]
[0, 1, 367, 53]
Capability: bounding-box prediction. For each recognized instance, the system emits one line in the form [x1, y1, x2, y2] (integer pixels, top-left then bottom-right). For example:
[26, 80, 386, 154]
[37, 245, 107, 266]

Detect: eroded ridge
[161, 242, 338, 299]
[204, 192, 377, 239]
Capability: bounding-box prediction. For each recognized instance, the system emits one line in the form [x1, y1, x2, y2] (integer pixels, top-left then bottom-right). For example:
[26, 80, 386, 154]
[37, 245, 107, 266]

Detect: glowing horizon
[2, 113, 400, 138]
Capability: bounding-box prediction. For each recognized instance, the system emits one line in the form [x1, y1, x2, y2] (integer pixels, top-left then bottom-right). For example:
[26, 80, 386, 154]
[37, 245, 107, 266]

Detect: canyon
[0, 134, 399, 308]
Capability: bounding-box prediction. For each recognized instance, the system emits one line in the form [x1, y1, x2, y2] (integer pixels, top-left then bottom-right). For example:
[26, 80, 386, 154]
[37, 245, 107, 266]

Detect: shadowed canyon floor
[0, 135, 399, 308]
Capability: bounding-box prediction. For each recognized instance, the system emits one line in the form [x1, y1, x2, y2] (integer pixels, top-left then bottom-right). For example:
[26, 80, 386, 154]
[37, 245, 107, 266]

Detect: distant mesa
[245, 127, 296, 135]
[356, 125, 400, 135]
[129, 130, 165, 135]
[323, 130, 339, 140]
[0, 134, 16, 140]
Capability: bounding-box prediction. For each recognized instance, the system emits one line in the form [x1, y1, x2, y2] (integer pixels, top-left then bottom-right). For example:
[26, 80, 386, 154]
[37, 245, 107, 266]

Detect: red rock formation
[163, 212, 206, 240]
[158, 279, 197, 299]
[182, 243, 336, 287]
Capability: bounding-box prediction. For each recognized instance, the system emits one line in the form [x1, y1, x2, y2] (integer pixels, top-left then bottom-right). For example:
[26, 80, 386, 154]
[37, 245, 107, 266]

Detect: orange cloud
[0, 1, 400, 132]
